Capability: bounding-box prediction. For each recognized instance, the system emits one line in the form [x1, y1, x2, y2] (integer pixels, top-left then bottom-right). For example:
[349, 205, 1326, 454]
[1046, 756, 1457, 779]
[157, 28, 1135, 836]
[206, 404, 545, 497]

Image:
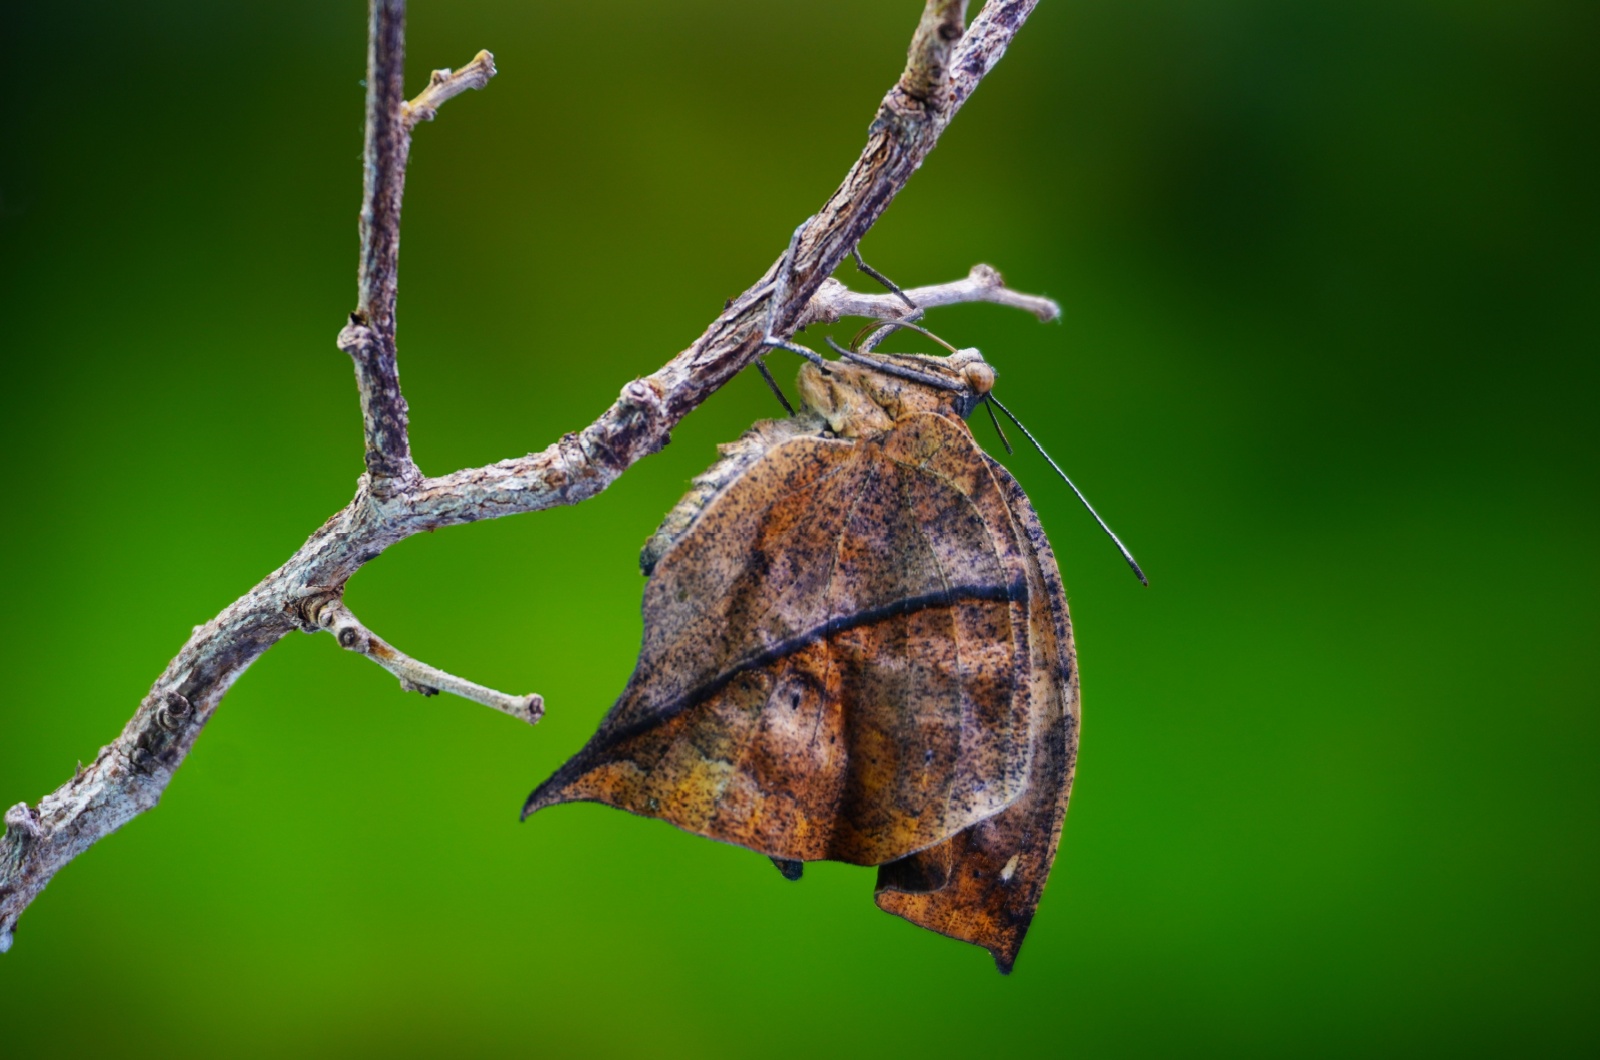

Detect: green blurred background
[1, 0, 1594, 1054]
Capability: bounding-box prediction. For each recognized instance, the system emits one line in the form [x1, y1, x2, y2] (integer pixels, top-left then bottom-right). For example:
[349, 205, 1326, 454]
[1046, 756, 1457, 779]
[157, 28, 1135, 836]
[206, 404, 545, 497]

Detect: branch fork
[1, 0, 1046, 952]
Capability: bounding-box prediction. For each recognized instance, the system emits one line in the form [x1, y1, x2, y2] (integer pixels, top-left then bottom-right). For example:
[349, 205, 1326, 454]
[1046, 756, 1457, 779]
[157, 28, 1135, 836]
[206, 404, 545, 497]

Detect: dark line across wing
[523, 578, 1031, 816]
[606, 577, 1030, 749]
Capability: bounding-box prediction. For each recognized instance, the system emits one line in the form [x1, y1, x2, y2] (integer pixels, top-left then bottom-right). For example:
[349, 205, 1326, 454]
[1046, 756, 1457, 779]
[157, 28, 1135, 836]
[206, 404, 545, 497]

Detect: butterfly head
[948, 348, 997, 407]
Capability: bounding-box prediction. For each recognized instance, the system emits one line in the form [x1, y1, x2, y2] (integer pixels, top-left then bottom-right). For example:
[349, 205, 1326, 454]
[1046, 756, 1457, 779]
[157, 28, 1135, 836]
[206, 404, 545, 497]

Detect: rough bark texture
[0, 0, 1047, 954]
[347, 0, 417, 491]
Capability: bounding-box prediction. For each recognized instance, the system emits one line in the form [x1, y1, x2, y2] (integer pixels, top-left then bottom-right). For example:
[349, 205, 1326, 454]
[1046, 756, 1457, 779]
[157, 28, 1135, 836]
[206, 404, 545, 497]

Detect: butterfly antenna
[983, 397, 1014, 454]
[989, 394, 1148, 587]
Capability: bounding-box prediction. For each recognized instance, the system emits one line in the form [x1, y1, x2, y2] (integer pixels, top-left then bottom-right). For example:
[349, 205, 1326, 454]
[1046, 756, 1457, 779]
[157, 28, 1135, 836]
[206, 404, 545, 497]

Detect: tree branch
[404, 0, 1044, 529]
[0, 0, 1044, 954]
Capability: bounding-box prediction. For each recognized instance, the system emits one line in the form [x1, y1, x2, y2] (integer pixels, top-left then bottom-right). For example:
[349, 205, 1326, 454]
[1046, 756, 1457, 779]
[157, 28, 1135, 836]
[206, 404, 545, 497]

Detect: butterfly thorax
[797, 349, 995, 438]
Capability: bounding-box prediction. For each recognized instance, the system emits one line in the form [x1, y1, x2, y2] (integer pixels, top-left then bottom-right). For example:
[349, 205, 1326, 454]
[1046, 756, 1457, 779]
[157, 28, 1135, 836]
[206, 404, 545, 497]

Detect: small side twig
[800, 264, 1060, 328]
[901, 0, 969, 104]
[403, 50, 497, 128]
[313, 599, 543, 725]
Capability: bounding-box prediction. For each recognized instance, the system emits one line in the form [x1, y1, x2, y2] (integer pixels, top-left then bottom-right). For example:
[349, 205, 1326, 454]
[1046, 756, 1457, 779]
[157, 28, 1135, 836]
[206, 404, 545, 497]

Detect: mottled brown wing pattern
[639, 413, 827, 578]
[524, 414, 1039, 867]
[875, 458, 1080, 973]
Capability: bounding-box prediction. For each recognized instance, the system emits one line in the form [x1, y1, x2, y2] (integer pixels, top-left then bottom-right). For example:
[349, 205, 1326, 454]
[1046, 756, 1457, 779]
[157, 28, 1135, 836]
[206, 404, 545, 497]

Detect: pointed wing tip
[520, 779, 569, 821]
[992, 949, 1016, 975]
[522, 750, 603, 820]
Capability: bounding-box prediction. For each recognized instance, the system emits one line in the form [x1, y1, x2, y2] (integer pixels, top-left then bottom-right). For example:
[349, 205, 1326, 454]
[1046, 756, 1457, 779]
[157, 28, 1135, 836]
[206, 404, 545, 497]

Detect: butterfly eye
[963, 362, 996, 394]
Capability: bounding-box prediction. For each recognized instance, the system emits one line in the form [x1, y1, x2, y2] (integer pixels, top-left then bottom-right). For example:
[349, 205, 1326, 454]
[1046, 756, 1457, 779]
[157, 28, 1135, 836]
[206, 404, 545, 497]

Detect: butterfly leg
[753, 358, 796, 415]
[760, 217, 829, 368]
[849, 244, 925, 354]
[851, 245, 922, 320]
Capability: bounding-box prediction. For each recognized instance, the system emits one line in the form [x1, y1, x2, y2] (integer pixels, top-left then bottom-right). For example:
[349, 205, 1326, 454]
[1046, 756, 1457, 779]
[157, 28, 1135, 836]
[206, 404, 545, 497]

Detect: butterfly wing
[524, 413, 1038, 867]
[874, 459, 1080, 973]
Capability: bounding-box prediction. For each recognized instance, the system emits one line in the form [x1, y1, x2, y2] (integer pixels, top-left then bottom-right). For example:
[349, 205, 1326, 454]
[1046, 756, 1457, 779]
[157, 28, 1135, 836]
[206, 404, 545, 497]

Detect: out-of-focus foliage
[0, 1, 1593, 1055]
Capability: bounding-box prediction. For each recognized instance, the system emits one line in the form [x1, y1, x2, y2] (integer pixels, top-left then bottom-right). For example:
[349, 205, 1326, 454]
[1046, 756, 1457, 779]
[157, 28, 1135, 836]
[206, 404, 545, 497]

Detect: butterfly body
[525, 350, 1079, 973]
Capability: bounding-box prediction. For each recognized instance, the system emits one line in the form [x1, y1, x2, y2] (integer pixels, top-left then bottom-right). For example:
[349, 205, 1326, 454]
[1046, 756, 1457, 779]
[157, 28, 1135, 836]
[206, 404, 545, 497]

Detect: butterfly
[524, 328, 1142, 973]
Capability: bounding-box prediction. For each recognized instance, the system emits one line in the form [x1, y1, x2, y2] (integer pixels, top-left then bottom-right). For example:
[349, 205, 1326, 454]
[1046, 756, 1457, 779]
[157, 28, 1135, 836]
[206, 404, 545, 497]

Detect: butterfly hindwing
[874, 458, 1080, 972]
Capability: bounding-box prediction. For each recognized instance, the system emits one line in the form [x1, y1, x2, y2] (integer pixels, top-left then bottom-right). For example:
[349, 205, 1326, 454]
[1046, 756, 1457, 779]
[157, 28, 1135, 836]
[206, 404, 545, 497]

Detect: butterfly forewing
[525, 413, 1037, 866]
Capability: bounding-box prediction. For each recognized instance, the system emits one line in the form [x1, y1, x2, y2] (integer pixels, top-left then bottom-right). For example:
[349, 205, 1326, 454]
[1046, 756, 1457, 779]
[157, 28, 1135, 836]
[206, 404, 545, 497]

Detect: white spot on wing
[1000, 854, 1020, 882]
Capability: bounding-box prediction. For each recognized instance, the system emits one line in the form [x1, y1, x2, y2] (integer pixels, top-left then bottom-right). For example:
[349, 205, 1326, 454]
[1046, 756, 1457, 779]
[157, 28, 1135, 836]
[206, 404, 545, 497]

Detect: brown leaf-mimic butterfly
[525, 302, 1143, 973]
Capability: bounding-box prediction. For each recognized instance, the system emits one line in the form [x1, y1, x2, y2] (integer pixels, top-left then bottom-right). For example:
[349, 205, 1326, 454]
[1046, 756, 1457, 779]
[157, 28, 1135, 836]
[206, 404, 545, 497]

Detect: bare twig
[343, 12, 499, 494]
[0, 0, 1044, 954]
[946, 0, 1039, 112]
[343, 0, 416, 493]
[902, 0, 969, 104]
[800, 264, 1061, 328]
[403, 49, 497, 128]
[314, 598, 542, 724]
